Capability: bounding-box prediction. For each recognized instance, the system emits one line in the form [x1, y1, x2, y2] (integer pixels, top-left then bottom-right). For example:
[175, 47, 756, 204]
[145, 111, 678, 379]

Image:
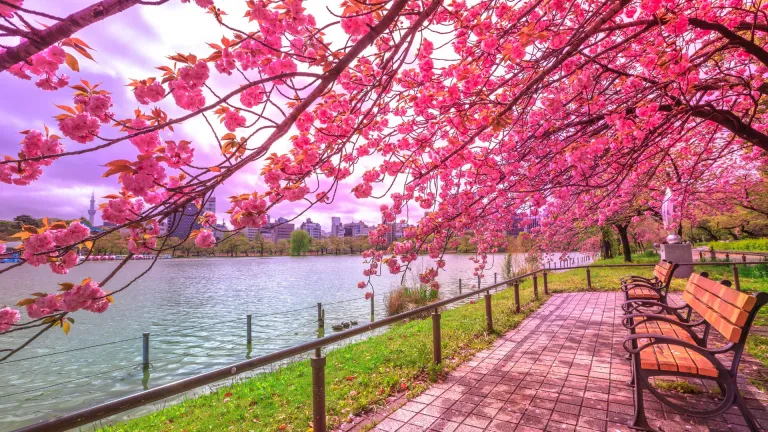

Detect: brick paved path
[371, 292, 768, 432]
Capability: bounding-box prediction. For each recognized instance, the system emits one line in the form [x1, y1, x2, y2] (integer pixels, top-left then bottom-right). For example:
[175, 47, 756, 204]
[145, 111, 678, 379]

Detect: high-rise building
[167, 202, 203, 238]
[87, 191, 96, 225]
[299, 218, 322, 239]
[203, 196, 216, 214]
[343, 221, 369, 237]
[330, 216, 343, 236]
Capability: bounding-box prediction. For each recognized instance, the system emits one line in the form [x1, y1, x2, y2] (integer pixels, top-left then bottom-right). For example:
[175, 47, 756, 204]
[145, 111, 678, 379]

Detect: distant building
[508, 214, 540, 237]
[243, 227, 261, 241]
[259, 216, 294, 242]
[300, 218, 322, 239]
[384, 221, 409, 243]
[203, 196, 216, 214]
[167, 202, 203, 238]
[158, 220, 168, 236]
[330, 216, 343, 237]
[87, 192, 96, 225]
[344, 221, 370, 237]
[212, 223, 227, 241]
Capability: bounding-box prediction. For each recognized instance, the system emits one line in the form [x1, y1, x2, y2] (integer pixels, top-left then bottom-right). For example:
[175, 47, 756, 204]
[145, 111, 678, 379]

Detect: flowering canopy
[1, 0, 767, 358]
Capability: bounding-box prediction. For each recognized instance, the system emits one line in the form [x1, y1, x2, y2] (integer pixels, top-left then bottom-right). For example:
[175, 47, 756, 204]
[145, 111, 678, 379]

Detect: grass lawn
[103, 281, 544, 431]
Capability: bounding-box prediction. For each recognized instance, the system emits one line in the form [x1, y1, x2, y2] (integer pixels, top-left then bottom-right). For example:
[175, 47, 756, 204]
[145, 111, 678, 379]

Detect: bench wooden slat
[627, 287, 661, 300]
[687, 284, 749, 326]
[682, 291, 743, 342]
[689, 273, 756, 312]
[633, 320, 716, 377]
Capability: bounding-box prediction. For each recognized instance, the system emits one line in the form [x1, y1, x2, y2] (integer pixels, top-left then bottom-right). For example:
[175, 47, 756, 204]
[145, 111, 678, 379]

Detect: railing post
[543, 272, 549, 295]
[477, 275, 481, 298]
[484, 291, 493, 333]
[458, 278, 462, 294]
[370, 294, 374, 321]
[142, 332, 150, 369]
[514, 282, 520, 313]
[732, 264, 741, 292]
[246, 315, 252, 344]
[586, 268, 592, 290]
[533, 274, 538, 300]
[431, 308, 441, 364]
[311, 348, 327, 432]
[494, 272, 497, 286]
[317, 303, 324, 329]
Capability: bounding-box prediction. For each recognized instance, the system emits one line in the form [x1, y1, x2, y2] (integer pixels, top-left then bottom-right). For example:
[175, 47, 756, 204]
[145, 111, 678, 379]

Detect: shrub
[385, 285, 439, 316]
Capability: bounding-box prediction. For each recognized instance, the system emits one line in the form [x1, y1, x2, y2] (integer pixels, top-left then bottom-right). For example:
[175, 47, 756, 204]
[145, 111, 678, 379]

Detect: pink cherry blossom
[223, 110, 247, 132]
[134, 81, 166, 104]
[0, 307, 20, 333]
[59, 113, 101, 144]
[195, 230, 216, 248]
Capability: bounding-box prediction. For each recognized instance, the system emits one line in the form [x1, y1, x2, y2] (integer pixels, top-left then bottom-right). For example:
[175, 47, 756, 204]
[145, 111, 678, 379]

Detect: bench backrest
[653, 260, 677, 287]
[683, 273, 758, 343]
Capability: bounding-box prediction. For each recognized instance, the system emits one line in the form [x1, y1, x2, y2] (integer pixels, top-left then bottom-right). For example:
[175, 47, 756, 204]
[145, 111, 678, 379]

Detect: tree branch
[0, 0, 144, 72]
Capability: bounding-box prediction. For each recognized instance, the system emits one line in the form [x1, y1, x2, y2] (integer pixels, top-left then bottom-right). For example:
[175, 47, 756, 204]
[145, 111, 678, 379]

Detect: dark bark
[614, 223, 633, 263]
[0, 0, 144, 72]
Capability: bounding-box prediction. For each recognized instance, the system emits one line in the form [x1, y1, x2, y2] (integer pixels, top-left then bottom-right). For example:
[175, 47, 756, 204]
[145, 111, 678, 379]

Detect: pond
[0, 253, 584, 430]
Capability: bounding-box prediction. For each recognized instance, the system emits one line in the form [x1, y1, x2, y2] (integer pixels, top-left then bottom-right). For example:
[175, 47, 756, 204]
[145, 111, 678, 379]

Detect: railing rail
[14, 258, 768, 432]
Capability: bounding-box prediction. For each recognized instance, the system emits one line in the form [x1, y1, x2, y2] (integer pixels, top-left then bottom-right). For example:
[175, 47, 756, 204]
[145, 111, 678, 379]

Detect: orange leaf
[65, 53, 80, 72]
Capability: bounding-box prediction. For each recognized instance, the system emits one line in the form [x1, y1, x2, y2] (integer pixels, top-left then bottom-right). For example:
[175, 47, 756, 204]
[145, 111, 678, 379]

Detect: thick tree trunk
[615, 224, 632, 263]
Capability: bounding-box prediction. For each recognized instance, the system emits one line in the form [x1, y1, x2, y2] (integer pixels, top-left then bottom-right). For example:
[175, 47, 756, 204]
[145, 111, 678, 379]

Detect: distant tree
[217, 234, 250, 257]
[263, 240, 275, 256]
[276, 239, 290, 255]
[290, 230, 310, 256]
[250, 233, 265, 256]
[13, 214, 39, 228]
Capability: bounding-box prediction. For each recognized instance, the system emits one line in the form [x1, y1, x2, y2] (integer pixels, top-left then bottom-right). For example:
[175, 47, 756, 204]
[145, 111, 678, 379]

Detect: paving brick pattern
[370, 292, 768, 432]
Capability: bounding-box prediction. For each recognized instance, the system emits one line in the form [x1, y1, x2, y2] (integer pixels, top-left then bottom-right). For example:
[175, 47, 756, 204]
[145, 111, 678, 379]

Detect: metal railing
[14, 257, 768, 432]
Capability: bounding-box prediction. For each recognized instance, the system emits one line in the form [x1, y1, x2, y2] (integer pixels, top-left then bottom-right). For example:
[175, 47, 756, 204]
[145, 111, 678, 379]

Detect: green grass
[652, 379, 703, 394]
[103, 285, 545, 431]
[709, 238, 768, 252]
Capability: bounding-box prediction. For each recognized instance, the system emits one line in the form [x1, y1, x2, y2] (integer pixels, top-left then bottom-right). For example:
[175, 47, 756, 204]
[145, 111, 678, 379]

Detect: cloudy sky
[0, 0, 408, 231]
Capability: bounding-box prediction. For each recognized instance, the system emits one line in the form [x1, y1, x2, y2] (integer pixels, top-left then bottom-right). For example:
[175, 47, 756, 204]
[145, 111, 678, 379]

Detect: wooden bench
[620, 260, 678, 313]
[622, 273, 768, 431]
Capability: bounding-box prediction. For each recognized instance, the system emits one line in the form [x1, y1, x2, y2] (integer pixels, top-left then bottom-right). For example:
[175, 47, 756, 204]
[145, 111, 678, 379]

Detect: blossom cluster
[7, 45, 69, 91]
[25, 280, 110, 319]
[22, 221, 90, 274]
[0, 130, 64, 186]
[0, 307, 20, 333]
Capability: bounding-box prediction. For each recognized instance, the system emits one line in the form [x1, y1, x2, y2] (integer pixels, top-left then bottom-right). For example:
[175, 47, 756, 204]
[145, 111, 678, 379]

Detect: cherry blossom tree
[2, 0, 768, 360]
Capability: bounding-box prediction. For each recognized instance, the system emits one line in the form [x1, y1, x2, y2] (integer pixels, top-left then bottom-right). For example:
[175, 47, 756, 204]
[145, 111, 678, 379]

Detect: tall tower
[88, 191, 96, 225]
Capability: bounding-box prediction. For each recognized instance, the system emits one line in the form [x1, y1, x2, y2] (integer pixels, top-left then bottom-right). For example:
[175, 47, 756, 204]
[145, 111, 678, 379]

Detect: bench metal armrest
[622, 300, 692, 320]
[621, 275, 655, 283]
[622, 314, 706, 343]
